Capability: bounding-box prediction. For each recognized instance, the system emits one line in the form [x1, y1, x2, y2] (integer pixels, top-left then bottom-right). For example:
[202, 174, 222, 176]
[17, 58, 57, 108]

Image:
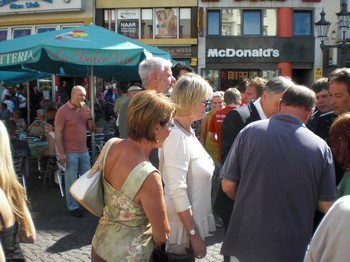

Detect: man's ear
[277, 101, 282, 113]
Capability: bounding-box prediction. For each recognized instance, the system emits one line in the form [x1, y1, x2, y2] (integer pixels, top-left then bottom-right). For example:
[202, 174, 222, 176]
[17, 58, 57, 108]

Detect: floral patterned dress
[92, 161, 157, 262]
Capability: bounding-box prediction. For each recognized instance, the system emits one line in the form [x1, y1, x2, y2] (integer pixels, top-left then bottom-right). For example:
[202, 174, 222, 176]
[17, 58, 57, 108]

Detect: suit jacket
[220, 101, 261, 163]
[316, 111, 338, 143]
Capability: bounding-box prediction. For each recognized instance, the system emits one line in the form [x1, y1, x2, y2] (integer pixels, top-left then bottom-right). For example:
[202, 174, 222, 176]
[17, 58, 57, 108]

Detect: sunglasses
[202, 99, 212, 107]
[160, 119, 175, 129]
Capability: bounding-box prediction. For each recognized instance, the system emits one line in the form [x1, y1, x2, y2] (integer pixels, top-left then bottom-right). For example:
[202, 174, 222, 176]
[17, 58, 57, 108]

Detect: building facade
[198, 0, 323, 91]
[0, 0, 93, 40]
[95, 0, 198, 70]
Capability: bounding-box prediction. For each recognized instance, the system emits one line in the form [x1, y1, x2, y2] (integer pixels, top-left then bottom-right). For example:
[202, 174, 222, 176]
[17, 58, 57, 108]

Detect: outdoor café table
[27, 137, 48, 159]
[27, 137, 48, 174]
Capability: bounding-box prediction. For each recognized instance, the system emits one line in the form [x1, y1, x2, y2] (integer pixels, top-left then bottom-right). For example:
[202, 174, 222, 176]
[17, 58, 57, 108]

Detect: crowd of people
[1, 57, 350, 261]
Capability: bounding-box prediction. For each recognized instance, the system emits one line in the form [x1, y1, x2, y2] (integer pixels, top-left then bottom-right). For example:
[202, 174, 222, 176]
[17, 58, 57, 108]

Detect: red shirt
[55, 101, 89, 153]
[208, 106, 237, 162]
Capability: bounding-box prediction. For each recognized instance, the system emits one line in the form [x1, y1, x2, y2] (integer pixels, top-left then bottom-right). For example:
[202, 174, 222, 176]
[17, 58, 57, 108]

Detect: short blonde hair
[127, 90, 175, 143]
[212, 91, 224, 99]
[171, 73, 213, 117]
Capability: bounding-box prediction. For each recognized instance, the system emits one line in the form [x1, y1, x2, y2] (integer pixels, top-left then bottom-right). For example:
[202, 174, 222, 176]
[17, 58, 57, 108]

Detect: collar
[67, 100, 77, 109]
[271, 113, 305, 127]
[253, 98, 267, 119]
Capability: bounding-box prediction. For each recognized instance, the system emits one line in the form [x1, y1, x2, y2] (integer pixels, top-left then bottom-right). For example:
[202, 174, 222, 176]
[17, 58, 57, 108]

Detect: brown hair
[329, 113, 350, 170]
[127, 90, 175, 143]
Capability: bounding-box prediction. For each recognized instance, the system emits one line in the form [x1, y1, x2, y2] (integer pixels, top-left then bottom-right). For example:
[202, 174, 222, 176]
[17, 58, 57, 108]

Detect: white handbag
[69, 137, 119, 217]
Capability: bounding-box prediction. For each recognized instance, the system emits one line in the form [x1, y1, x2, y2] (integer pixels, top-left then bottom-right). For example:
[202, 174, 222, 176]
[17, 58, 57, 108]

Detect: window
[37, 27, 56, 34]
[117, 9, 140, 39]
[141, 9, 153, 39]
[243, 10, 261, 35]
[179, 8, 191, 38]
[104, 9, 116, 32]
[0, 29, 7, 41]
[293, 11, 312, 36]
[207, 10, 220, 36]
[221, 9, 240, 36]
[155, 8, 178, 38]
[105, 8, 190, 39]
[263, 9, 277, 36]
[13, 28, 31, 38]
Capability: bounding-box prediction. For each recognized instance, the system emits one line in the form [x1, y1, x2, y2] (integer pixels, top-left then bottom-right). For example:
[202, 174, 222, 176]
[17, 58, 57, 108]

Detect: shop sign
[206, 36, 314, 63]
[158, 46, 191, 58]
[0, 0, 83, 15]
[208, 48, 280, 58]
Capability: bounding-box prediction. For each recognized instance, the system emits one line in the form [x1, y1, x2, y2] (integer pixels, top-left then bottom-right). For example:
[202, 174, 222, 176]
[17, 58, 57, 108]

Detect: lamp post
[314, 1, 350, 67]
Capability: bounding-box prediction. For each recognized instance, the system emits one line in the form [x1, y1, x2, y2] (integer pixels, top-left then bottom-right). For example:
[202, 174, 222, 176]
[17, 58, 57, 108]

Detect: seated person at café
[0, 103, 12, 121]
[11, 108, 27, 131]
[27, 109, 46, 137]
[5, 119, 30, 158]
[40, 119, 57, 175]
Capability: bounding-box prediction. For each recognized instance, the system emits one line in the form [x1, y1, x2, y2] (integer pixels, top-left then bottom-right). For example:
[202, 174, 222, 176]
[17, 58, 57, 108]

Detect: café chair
[12, 149, 29, 200]
[41, 156, 57, 189]
[55, 162, 65, 197]
[87, 133, 105, 162]
[105, 130, 114, 142]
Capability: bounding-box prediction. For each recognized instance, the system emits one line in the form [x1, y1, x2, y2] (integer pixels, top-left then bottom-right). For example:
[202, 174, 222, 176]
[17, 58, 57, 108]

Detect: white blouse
[159, 125, 216, 245]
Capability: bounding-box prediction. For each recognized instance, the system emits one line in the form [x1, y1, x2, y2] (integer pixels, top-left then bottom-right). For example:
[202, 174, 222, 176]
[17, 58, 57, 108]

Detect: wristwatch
[188, 229, 196, 237]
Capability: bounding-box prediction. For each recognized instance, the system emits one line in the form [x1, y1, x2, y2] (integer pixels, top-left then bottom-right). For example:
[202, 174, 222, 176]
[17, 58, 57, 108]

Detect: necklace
[174, 119, 193, 134]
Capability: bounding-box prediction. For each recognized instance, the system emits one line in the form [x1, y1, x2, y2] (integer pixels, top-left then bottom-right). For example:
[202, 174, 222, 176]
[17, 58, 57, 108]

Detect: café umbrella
[0, 24, 174, 159]
[0, 24, 173, 80]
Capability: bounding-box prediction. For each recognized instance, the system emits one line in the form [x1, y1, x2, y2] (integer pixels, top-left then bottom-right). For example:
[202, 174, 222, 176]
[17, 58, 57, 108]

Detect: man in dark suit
[316, 67, 350, 183]
[306, 77, 332, 133]
[309, 68, 350, 231]
[215, 76, 294, 262]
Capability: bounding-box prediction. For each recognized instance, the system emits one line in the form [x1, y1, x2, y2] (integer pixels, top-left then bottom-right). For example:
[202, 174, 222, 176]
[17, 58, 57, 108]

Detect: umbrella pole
[89, 66, 95, 163]
[26, 83, 30, 125]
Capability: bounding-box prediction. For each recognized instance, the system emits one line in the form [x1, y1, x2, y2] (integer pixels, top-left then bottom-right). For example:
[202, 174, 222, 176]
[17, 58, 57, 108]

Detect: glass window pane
[117, 9, 140, 39]
[263, 9, 277, 36]
[141, 9, 153, 39]
[104, 9, 116, 32]
[243, 10, 261, 35]
[202, 69, 219, 91]
[13, 28, 31, 38]
[180, 8, 191, 38]
[222, 9, 241, 36]
[293, 11, 311, 36]
[0, 29, 7, 41]
[155, 8, 178, 38]
[207, 10, 220, 36]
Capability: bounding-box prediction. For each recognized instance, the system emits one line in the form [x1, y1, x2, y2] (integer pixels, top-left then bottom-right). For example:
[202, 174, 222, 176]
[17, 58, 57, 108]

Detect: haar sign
[208, 48, 280, 58]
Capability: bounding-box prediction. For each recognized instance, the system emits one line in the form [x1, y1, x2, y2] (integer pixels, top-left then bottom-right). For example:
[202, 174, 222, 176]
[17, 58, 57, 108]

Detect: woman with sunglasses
[159, 73, 216, 260]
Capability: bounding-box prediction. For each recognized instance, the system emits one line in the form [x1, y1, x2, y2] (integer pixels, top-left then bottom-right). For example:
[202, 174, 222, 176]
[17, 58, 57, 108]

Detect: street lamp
[314, 1, 350, 61]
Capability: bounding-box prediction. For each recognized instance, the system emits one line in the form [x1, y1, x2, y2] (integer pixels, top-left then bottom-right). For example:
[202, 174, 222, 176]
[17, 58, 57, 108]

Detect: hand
[83, 106, 92, 118]
[190, 234, 206, 259]
[58, 153, 67, 165]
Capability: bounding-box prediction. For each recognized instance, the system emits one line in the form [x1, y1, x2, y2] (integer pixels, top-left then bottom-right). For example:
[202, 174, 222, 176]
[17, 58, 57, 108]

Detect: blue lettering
[44, 0, 53, 3]
[0, 0, 17, 8]
[26, 2, 39, 8]
[10, 3, 23, 9]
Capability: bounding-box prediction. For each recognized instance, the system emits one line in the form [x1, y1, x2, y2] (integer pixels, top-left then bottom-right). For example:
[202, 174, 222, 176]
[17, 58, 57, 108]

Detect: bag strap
[87, 137, 119, 178]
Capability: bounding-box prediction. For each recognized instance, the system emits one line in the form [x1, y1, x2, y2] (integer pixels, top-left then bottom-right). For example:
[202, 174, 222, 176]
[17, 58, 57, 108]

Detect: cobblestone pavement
[21, 173, 224, 262]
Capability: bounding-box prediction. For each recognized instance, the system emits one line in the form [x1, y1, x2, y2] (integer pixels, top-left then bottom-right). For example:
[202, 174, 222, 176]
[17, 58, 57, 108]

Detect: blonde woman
[27, 109, 46, 138]
[160, 73, 216, 259]
[0, 121, 36, 260]
[200, 91, 225, 164]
